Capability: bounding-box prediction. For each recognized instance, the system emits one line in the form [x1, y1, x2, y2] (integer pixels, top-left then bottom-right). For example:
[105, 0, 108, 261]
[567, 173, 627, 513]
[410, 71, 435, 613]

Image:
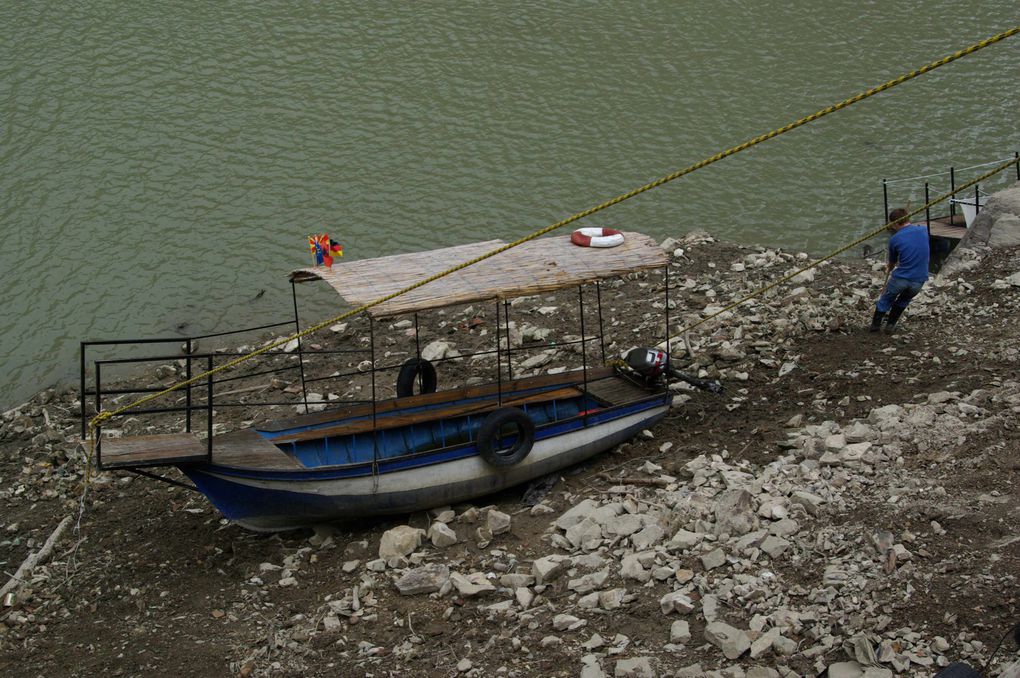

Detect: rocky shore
[2, 200, 1020, 676]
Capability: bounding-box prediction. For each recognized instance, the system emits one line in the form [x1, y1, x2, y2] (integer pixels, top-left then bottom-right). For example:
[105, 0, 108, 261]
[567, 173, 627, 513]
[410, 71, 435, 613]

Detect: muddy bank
[1, 231, 1019, 677]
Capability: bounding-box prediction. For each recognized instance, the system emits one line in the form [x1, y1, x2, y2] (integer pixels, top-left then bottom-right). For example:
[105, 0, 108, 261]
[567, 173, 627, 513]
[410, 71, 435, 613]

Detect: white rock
[659, 591, 696, 615]
[450, 572, 496, 597]
[701, 548, 727, 570]
[555, 499, 599, 530]
[532, 556, 568, 585]
[487, 509, 511, 535]
[553, 613, 586, 631]
[378, 525, 425, 560]
[428, 522, 458, 548]
[704, 621, 751, 659]
[826, 662, 863, 678]
[670, 620, 691, 643]
[614, 657, 656, 677]
[421, 340, 452, 362]
[395, 563, 450, 595]
[668, 529, 704, 549]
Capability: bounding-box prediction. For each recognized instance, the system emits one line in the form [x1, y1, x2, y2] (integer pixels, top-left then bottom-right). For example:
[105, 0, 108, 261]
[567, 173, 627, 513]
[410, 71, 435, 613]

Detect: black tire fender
[396, 358, 437, 398]
[476, 407, 535, 467]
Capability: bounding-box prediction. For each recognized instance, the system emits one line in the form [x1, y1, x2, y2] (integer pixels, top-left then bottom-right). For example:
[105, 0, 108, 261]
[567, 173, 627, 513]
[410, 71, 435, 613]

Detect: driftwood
[597, 473, 670, 487]
[0, 515, 72, 601]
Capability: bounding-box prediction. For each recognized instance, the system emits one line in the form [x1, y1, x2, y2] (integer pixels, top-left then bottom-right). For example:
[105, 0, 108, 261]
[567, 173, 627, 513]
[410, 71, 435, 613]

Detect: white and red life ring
[570, 227, 624, 248]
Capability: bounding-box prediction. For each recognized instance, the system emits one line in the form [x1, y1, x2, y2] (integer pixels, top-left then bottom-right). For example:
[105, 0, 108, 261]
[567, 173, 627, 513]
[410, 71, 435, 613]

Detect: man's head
[887, 208, 909, 231]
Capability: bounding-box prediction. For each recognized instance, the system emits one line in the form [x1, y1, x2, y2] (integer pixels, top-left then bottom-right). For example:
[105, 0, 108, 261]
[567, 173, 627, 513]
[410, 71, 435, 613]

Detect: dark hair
[888, 208, 909, 225]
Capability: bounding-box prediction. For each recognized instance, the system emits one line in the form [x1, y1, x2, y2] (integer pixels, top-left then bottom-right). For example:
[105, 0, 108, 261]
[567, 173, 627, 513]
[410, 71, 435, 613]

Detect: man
[869, 208, 930, 334]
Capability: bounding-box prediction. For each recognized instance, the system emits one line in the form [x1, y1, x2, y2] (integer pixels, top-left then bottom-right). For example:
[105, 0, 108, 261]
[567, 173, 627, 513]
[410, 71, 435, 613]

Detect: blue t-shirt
[888, 224, 929, 282]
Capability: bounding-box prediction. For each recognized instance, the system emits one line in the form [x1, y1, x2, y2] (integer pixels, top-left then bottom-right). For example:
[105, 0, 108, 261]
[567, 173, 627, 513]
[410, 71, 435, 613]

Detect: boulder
[378, 525, 425, 560]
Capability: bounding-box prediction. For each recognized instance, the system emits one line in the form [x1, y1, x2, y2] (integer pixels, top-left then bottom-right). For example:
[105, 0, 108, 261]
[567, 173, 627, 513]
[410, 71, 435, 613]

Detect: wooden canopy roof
[291, 231, 668, 318]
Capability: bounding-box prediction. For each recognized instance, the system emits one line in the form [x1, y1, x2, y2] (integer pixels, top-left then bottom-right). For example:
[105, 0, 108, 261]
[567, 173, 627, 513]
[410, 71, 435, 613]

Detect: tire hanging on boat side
[396, 358, 437, 397]
[476, 407, 535, 467]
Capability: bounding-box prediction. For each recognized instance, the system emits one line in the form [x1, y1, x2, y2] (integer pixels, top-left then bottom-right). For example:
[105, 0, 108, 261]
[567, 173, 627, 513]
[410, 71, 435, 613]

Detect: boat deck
[95, 370, 662, 472]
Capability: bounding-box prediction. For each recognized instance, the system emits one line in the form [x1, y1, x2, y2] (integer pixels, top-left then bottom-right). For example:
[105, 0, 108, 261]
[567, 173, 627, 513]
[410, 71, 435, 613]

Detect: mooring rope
[84, 25, 1020, 477]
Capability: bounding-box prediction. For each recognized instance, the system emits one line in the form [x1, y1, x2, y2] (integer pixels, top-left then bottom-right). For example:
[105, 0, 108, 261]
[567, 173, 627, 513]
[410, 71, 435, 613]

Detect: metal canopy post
[503, 301, 513, 381]
[578, 285, 588, 427]
[494, 299, 503, 406]
[413, 313, 422, 394]
[369, 313, 379, 487]
[595, 281, 606, 363]
[664, 264, 670, 364]
[291, 280, 309, 414]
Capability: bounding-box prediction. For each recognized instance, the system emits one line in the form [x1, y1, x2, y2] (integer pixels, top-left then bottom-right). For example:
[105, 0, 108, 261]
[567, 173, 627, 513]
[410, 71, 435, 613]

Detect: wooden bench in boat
[260, 367, 616, 433]
[269, 385, 586, 445]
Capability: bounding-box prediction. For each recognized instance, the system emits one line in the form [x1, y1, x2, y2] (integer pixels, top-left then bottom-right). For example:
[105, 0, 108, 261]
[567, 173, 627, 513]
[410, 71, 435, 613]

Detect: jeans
[877, 276, 925, 313]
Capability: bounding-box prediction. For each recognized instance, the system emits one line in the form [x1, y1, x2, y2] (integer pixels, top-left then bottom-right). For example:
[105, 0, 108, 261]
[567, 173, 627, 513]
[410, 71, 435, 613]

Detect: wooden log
[0, 515, 73, 601]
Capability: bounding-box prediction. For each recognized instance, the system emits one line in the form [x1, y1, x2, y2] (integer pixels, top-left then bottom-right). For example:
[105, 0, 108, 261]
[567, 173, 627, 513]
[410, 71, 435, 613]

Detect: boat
[83, 232, 706, 531]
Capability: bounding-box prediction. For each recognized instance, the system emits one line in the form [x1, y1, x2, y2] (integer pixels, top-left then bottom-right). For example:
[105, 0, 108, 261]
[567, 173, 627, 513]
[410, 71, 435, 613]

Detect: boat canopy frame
[81, 232, 673, 474]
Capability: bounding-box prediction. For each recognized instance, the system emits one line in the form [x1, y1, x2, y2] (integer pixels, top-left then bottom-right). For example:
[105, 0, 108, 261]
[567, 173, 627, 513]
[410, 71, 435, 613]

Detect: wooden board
[586, 376, 659, 406]
[291, 232, 668, 318]
[99, 433, 208, 470]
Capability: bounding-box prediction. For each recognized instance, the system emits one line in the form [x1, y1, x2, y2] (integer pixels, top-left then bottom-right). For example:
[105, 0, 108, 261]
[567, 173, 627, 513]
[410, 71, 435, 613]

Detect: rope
[884, 154, 1020, 184]
[671, 157, 1018, 338]
[83, 25, 1020, 473]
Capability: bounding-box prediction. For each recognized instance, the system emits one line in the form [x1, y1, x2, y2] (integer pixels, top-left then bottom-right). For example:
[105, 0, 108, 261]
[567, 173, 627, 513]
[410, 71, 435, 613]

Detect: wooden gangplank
[927, 218, 967, 240]
[99, 432, 208, 470]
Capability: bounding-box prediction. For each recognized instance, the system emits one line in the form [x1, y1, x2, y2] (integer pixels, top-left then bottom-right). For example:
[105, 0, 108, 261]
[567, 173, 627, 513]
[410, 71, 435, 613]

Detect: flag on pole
[308, 234, 342, 268]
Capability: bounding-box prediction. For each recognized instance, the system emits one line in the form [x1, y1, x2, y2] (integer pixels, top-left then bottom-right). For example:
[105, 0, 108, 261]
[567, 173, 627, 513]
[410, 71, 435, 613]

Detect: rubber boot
[869, 310, 886, 333]
[884, 306, 905, 334]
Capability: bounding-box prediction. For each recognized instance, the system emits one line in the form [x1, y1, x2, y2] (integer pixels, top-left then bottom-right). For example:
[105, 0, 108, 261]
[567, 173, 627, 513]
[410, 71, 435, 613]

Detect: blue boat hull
[182, 397, 668, 531]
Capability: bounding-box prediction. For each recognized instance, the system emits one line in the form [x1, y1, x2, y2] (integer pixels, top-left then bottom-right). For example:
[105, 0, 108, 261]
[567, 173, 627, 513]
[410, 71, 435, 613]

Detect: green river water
[1, 2, 1018, 407]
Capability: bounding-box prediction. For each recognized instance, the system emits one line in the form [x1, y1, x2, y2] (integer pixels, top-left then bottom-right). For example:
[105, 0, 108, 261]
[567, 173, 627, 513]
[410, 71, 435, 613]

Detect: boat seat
[269, 385, 585, 445]
[98, 432, 208, 470]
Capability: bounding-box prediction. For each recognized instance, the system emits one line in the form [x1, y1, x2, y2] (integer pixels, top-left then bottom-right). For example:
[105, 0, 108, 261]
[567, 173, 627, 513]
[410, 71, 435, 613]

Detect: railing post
[185, 339, 192, 433]
[206, 355, 213, 458]
[949, 167, 956, 219]
[414, 313, 422, 394]
[80, 342, 87, 439]
[291, 280, 309, 414]
[924, 182, 931, 239]
[975, 184, 980, 216]
[1015, 151, 1019, 181]
[882, 179, 889, 223]
[95, 360, 103, 465]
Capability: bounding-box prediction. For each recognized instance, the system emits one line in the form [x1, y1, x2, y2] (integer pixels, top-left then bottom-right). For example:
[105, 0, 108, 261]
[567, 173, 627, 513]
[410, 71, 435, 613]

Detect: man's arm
[887, 237, 899, 274]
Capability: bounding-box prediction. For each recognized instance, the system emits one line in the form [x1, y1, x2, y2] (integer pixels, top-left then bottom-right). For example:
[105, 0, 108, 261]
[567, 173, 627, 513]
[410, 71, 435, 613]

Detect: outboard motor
[623, 347, 723, 394]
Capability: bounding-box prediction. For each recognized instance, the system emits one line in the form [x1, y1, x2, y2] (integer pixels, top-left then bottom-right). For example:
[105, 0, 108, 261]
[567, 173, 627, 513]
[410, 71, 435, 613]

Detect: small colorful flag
[308, 234, 342, 268]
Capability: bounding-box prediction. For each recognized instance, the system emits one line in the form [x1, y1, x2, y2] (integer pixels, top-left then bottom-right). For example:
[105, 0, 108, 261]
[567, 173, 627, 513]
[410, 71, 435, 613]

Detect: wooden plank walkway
[99, 433, 208, 470]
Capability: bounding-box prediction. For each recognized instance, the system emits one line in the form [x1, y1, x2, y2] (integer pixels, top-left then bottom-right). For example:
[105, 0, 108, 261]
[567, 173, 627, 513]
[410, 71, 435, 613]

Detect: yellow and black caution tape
[672, 156, 1018, 339]
[84, 25, 1020, 477]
